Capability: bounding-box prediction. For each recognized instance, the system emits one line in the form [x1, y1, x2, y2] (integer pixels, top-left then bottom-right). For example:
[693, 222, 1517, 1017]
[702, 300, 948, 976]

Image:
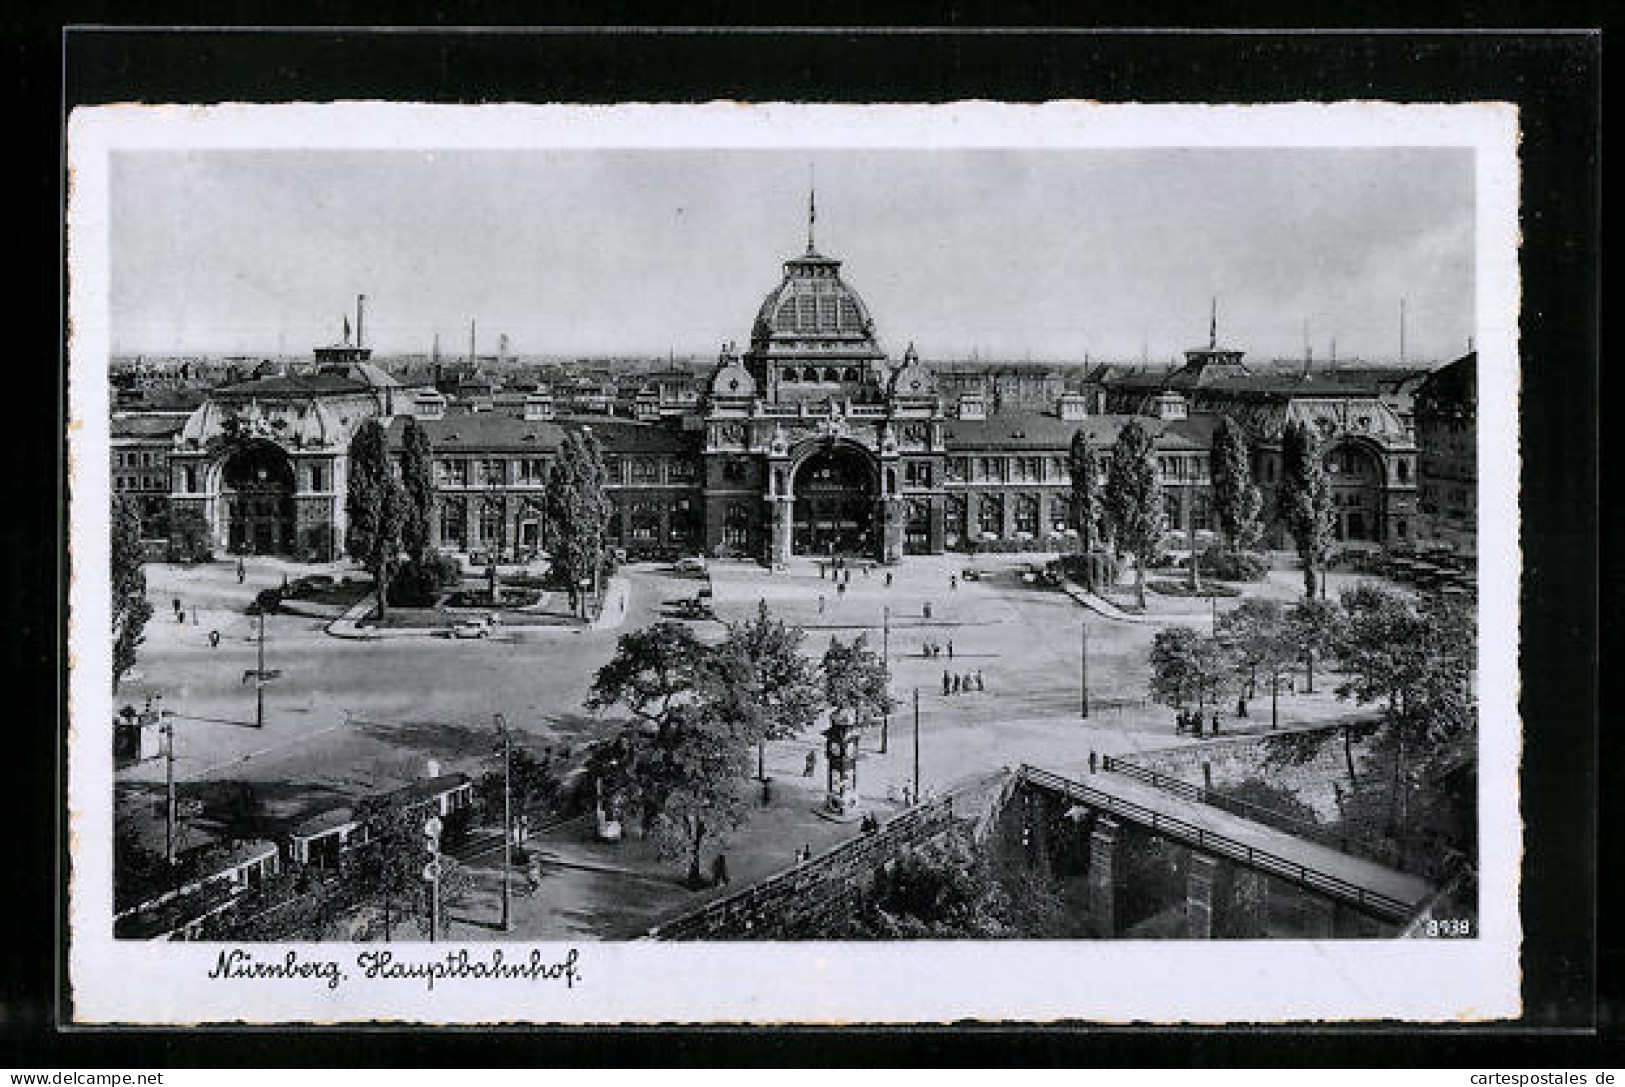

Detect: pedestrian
[942, 671, 952, 696]
[1089, 751, 1098, 774]
[172, 598, 182, 618]
[843, 569, 851, 586]
[819, 594, 826, 614]
[236, 558, 246, 584]
[951, 674, 962, 695]
[1211, 713, 1221, 735]
[804, 749, 817, 777]
[711, 852, 730, 887]
[885, 571, 893, 588]
[863, 564, 870, 579]
[208, 629, 220, 649]
[923, 602, 933, 620]
[947, 638, 954, 660]
[950, 575, 958, 592]
[819, 562, 826, 580]
[802, 842, 812, 862]
[1192, 714, 1204, 737]
[837, 581, 847, 600]
[1237, 696, 1248, 717]
[975, 670, 984, 692]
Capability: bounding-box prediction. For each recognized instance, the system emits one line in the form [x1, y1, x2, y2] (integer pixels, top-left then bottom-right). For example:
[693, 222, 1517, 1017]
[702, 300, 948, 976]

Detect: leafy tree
[352, 798, 431, 942]
[1287, 596, 1342, 694]
[478, 743, 562, 835]
[1332, 584, 1476, 863]
[111, 494, 154, 692]
[709, 601, 823, 781]
[398, 417, 436, 567]
[544, 429, 613, 618]
[1147, 625, 1232, 715]
[1278, 419, 1336, 599]
[1218, 598, 1297, 729]
[1102, 418, 1165, 608]
[586, 621, 710, 733]
[345, 419, 407, 619]
[820, 633, 895, 731]
[1210, 415, 1263, 554]
[1067, 429, 1102, 586]
[633, 703, 753, 887]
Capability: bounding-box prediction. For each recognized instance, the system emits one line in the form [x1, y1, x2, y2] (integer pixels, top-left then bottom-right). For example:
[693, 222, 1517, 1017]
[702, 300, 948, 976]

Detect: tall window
[1014, 493, 1040, 536]
[437, 459, 468, 487]
[440, 501, 467, 548]
[479, 500, 504, 548]
[945, 494, 967, 542]
[629, 458, 660, 485]
[724, 502, 751, 548]
[480, 458, 505, 487]
[978, 494, 1003, 537]
[1049, 496, 1068, 535]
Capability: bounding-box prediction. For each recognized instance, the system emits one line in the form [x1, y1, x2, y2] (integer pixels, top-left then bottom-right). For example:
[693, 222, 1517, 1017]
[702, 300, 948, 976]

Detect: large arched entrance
[792, 443, 877, 557]
[1325, 441, 1384, 543]
[220, 442, 296, 555]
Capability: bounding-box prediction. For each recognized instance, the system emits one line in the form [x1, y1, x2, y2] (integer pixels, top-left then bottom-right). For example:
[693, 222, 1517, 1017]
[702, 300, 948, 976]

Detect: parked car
[674, 556, 708, 575]
[449, 619, 492, 639]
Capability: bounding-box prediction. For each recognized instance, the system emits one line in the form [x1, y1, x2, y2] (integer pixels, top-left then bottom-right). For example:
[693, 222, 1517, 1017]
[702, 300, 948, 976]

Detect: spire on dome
[807, 169, 817, 254]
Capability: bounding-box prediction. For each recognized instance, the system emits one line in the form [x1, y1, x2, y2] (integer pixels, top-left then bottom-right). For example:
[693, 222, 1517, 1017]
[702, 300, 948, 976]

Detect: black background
[1, 16, 1606, 1067]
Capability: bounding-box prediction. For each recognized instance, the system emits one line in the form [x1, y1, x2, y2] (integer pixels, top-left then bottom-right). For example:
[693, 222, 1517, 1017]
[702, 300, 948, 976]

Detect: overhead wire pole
[496, 713, 513, 932]
[880, 604, 890, 753]
[1080, 623, 1090, 719]
[912, 687, 920, 804]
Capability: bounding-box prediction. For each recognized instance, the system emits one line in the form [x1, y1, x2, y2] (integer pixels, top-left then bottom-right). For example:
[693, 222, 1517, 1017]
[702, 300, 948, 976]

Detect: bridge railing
[1101, 755, 1353, 854]
[1017, 764, 1412, 921]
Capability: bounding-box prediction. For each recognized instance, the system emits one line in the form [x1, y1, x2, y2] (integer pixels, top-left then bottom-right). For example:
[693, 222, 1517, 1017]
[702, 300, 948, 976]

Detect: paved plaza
[116, 551, 1389, 938]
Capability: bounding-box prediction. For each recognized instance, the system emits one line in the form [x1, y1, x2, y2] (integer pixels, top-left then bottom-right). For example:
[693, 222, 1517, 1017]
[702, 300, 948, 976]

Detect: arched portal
[792, 443, 878, 557]
[220, 441, 296, 555]
[1324, 440, 1384, 543]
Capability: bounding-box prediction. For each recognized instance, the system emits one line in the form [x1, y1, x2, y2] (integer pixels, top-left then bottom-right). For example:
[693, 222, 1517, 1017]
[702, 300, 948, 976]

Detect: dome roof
[751, 250, 880, 349]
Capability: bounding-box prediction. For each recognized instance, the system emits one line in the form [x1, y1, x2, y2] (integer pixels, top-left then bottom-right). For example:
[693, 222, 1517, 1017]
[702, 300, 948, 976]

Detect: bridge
[1015, 763, 1437, 937]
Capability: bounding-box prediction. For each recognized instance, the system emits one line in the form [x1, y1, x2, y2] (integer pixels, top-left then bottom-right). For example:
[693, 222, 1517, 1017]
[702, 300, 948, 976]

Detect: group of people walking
[920, 638, 953, 659]
[942, 670, 985, 696]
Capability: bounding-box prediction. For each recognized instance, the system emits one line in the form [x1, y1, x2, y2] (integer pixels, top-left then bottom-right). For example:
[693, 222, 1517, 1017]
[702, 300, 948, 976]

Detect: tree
[709, 601, 823, 782]
[1210, 415, 1263, 555]
[111, 494, 154, 692]
[1102, 418, 1165, 608]
[1067, 429, 1102, 586]
[345, 419, 407, 620]
[1287, 596, 1341, 694]
[1278, 419, 1336, 599]
[398, 416, 436, 567]
[168, 504, 213, 563]
[351, 798, 430, 942]
[478, 743, 562, 835]
[1147, 625, 1231, 716]
[586, 621, 710, 734]
[820, 633, 895, 733]
[632, 703, 753, 887]
[545, 429, 613, 618]
[1332, 584, 1477, 864]
[1218, 598, 1297, 729]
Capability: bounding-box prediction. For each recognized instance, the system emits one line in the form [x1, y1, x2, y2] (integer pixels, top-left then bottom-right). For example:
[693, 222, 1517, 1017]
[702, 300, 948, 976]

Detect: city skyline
[110, 148, 1475, 363]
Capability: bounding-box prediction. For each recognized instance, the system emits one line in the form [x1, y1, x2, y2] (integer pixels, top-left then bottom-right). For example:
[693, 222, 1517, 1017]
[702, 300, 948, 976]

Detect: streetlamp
[494, 712, 512, 932]
[880, 604, 891, 754]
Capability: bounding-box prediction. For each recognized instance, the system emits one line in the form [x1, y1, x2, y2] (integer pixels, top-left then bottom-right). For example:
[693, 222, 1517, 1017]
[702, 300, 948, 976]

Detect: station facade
[145, 213, 1438, 566]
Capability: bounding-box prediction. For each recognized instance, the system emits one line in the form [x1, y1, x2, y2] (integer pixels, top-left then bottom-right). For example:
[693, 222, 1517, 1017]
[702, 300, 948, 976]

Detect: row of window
[781, 366, 863, 384]
[432, 456, 701, 488]
[113, 474, 167, 492]
[112, 450, 164, 469]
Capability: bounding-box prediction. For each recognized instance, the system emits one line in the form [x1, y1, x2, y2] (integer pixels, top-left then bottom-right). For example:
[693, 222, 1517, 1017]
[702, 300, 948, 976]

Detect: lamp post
[880, 604, 891, 753]
[495, 712, 512, 932]
[912, 687, 921, 803]
[1080, 623, 1090, 719]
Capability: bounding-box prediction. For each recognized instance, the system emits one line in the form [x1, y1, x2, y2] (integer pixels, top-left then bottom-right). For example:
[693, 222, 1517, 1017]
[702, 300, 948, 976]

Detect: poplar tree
[545, 429, 613, 618]
[1210, 415, 1262, 556]
[1067, 428, 1101, 586]
[1278, 419, 1336, 599]
[111, 494, 154, 692]
[398, 417, 436, 567]
[1102, 418, 1165, 609]
[345, 419, 406, 619]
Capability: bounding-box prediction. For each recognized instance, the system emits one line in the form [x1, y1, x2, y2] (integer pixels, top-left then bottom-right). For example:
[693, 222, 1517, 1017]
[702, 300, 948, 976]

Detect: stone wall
[650, 769, 1013, 940]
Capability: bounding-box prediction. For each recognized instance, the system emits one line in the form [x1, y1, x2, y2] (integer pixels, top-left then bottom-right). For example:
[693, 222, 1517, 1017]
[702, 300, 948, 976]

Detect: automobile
[674, 556, 708, 575]
[449, 620, 492, 639]
[960, 569, 983, 582]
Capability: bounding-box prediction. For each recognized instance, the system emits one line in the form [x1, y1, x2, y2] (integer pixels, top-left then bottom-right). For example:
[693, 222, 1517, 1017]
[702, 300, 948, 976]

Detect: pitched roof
[111, 414, 188, 440]
[942, 411, 1221, 452]
[215, 373, 367, 397]
[387, 414, 697, 455]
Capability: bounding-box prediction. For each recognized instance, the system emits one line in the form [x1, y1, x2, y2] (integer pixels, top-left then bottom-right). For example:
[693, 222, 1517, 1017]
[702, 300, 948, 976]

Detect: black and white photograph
[65, 100, 1522, 1024]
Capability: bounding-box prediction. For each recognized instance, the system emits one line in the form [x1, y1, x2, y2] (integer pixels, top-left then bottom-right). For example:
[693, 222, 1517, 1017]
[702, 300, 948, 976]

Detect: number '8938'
[1425, 918, 1473, 937]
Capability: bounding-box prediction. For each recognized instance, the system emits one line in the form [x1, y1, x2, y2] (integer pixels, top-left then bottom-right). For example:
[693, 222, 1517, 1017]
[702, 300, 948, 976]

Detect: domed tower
[745, 189, 888, 404]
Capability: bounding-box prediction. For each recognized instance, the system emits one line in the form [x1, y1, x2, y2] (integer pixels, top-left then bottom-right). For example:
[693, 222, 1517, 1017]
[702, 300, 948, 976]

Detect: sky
[109, 148, 1475, 363]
